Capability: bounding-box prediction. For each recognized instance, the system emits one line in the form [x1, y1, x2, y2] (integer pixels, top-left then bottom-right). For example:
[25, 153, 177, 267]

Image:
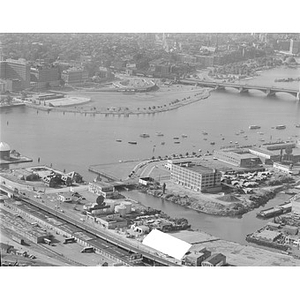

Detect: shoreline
[138, 185, 285, 217]
[23, 88, 212, 116]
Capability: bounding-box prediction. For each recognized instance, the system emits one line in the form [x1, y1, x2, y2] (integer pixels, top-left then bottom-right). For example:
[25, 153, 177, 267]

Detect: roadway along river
[1, 66, 300, 244]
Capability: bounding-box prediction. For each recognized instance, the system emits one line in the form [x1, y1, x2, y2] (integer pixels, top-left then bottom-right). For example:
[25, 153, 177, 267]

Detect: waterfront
[1, 66, 300, 245]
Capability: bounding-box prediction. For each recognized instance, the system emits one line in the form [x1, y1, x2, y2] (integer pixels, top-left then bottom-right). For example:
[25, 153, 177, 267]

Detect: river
[1, 66, 300, 244]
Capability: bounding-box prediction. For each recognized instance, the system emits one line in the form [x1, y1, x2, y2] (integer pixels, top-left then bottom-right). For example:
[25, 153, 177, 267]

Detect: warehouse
[170, 160, 222, 192]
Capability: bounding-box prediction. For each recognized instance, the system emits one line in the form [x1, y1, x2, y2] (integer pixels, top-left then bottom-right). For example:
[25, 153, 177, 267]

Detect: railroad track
[1, 218, 84, 266]
[6, 192, 178, 266]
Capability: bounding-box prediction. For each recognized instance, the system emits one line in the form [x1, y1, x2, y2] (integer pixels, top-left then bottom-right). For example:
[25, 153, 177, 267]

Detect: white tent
[142, 229, 192, 261]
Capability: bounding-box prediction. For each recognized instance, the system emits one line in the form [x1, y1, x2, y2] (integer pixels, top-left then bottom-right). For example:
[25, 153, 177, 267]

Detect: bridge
[179, 79, 300, 100]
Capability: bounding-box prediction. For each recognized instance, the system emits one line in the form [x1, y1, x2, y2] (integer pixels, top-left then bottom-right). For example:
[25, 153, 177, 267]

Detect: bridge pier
[266, 90, 276, 97]
[239, 87, 248, 93]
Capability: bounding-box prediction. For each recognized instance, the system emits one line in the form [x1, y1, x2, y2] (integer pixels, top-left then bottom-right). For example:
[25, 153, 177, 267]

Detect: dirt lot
[170, 230, 300, 266]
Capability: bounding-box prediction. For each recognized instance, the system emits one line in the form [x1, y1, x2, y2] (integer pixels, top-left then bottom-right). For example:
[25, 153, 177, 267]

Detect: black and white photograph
[0, 1, 300, 299]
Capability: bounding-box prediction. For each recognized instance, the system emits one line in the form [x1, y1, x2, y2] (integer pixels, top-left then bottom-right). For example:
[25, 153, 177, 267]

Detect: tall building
[0, 58, 30, 91]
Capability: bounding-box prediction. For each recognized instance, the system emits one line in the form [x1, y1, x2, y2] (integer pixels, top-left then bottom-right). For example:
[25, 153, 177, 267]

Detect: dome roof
[0, 142, 10, 152]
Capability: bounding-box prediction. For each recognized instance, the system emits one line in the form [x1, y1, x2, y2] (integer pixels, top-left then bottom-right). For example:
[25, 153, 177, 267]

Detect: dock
[257, 202, 292, 219]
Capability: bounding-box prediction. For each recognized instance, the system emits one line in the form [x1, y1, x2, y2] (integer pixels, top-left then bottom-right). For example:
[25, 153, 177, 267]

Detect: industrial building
[201, 253, 226, 266]
[142, 229, 192, 261]
[184, 247, 212, 266]
[170, 160, 222, 192]
[213, 148, 262, 168]
[89, 182, 116, 198]
[88, 214, 128, 230]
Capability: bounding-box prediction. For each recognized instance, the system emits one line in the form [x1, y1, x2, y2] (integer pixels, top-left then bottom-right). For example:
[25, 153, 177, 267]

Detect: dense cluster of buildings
[1, 33, 298, 93]
[214, 142, 300, 174]
[0, 42, 90, 92]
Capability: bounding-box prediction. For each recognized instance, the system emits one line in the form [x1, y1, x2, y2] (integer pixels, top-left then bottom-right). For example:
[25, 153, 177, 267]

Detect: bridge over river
[179, 79, 300, 100]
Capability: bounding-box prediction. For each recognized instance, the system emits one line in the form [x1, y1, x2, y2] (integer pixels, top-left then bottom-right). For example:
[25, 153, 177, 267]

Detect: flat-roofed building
[213, 149, 262, 168]
[61, 67, 88, 84]
[89, 181, 116, 198]
[249, 147, 281, 164]
[170, 160, 222, 192]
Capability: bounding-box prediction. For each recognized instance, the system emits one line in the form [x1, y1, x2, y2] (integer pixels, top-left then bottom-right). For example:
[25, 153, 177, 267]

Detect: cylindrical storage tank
[114, 205, 126, 217]
[121, 201, 132, 214]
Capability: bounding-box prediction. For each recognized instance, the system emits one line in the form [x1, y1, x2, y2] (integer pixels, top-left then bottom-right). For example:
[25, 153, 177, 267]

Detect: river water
[1, 66, 300, 244]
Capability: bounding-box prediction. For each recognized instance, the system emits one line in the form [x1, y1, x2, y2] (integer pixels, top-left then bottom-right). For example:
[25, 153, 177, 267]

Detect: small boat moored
[128, 141, 137, 145]
[249, 125, 261, 129]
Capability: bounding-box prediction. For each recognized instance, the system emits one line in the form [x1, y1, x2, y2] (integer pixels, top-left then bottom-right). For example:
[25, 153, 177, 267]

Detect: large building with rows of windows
[169, 160, 222, 193]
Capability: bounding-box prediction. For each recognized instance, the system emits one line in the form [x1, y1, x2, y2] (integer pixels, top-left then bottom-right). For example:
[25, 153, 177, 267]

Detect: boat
[156, 132, 164, 136]
[249, 125, 261, 129]
[222, 137, 225, 140]
[140, 133, 150, 138]
[173, 137, 179, 140]
[240, 130, 245, 134]
[128, 141, 137, 145]
[161, 142, 165, 145]
[204, 138, 207, 141]
[181, 134, 188, 138]
[202, 131, 208, 135]
[116, 139, 122, 142]
[296, 125, 300, 128]
[174, 141, 180, 144]
[235, 141, 238, 144]
[276, 125, 286, 130]
[210, 142, 215, 145]
[229, 141, 233, 144]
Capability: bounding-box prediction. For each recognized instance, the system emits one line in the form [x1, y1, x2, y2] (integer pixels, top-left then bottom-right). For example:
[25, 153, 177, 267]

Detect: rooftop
[186, 164, 219, 174]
